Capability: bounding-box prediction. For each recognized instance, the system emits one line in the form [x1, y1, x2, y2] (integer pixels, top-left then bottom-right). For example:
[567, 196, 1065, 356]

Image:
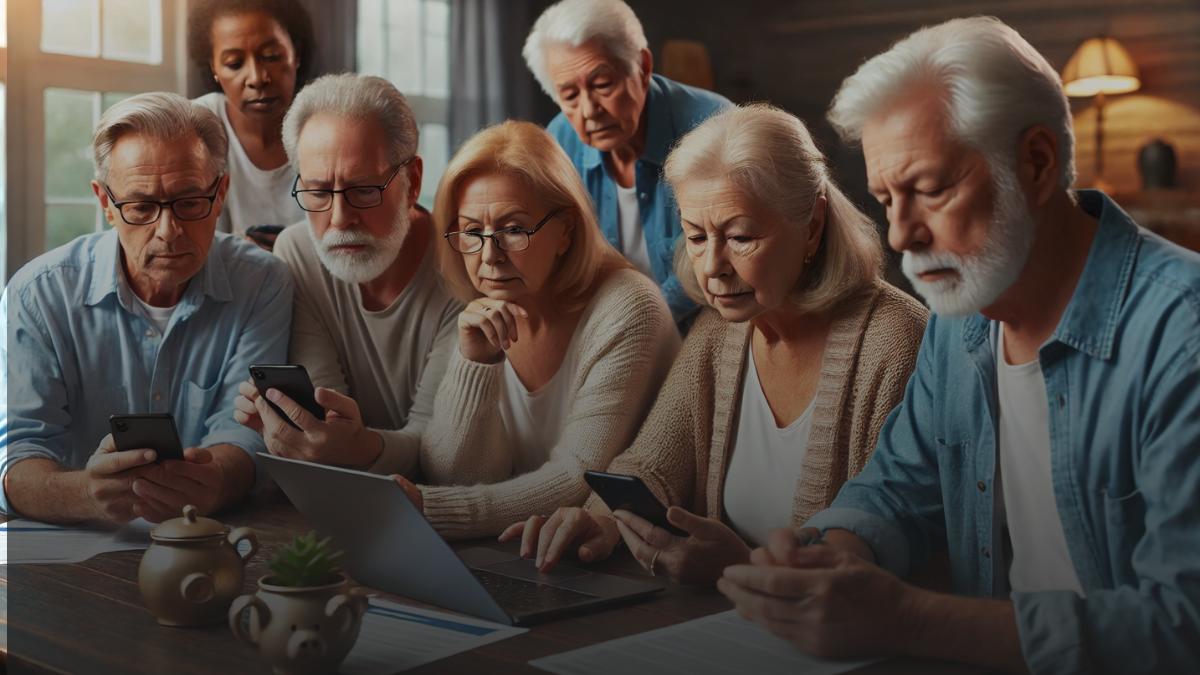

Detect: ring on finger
[650, 548, 662, 577]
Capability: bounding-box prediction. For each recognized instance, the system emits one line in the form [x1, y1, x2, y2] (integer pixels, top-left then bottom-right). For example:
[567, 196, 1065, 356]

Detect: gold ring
[649, 548, 661, 577]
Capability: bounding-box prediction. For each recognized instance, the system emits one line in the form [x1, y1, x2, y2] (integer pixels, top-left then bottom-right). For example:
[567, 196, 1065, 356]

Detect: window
[2, 0, 8, 283]
[41, 0, 163, 64]
[357, 0, 451, 209]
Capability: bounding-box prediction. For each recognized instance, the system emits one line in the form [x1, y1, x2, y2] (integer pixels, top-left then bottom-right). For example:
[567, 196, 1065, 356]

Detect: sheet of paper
[0, 519, 154, 565]
[339, 598, 526, 675]
[529, 609, 882, 675]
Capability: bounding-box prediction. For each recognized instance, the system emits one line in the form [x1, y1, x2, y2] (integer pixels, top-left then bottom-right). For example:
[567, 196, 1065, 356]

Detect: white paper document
[339, 598, 527, 675]
[529, 609, 882, 675]
[0, 519, 154, 565]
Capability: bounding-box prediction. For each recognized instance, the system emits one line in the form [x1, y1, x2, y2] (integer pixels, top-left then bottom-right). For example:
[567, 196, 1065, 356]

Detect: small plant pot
[229, 573, 367, 675]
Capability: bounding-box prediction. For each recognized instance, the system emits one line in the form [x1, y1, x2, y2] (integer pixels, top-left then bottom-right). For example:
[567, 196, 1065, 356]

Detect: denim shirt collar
[580, 74, 673, 171]
[961, 190, 1140, 360]
[85, 229, 235, 309]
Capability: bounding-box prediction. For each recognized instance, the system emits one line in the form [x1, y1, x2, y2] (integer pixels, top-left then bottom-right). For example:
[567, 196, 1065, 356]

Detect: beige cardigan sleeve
[419, 271, 680, 540]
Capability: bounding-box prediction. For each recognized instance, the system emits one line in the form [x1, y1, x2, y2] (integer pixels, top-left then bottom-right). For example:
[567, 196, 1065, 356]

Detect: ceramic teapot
[138, 504, 259, 626]
[229, 573, 367, 675]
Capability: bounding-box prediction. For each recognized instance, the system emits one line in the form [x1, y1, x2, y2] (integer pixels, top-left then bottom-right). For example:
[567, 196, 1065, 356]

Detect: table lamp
[1062, 36, 1140, 189]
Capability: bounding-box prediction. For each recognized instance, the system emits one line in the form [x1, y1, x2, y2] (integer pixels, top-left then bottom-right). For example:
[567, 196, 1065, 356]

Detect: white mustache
[903, 250, 965, 277]
[319, 229, 379, 253]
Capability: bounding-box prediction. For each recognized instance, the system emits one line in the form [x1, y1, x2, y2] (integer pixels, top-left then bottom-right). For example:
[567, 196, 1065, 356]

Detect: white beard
[902, 168, 1038, 318]
[309, 204, 409, 285]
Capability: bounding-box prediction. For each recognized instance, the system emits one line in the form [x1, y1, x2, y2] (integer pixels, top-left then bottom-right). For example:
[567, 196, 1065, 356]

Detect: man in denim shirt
[523, 0, 731, 329]
[1, 93, 292, 523]
[717, 18, 1200, 675]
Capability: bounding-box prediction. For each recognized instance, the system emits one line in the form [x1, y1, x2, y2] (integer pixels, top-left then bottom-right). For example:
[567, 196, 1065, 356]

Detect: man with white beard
[716, 17, 1200, 675]
[234, 73, 461, 475]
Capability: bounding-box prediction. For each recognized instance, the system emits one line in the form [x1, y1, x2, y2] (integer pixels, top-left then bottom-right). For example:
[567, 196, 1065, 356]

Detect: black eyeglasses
[292, 157, 414, 212]
[444, 208, 563, 254]
[102, 175, 223, 226]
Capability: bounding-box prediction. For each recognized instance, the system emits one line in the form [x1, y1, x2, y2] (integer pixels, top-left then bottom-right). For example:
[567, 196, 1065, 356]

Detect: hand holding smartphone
[109, 414, 186, 463]
[249, 364, 325, 431]
[583, 470, 690, 537]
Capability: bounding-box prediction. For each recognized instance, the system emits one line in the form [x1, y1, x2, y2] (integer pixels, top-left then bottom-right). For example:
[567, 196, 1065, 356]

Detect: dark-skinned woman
[188, 0, 315, 249]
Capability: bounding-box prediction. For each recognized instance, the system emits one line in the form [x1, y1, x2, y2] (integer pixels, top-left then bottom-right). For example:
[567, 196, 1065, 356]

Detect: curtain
[449, 0, 536, 150]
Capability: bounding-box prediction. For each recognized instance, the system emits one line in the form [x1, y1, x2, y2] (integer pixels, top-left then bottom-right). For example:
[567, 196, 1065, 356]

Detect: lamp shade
[1062, 37, 1141, 97]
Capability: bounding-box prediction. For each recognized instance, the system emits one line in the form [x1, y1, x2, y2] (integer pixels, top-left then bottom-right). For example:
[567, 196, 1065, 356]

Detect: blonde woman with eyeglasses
[389, 120, 680, 540]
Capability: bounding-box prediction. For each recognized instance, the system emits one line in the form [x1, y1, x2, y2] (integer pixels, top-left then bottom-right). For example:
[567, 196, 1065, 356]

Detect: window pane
[417, 123, 449, 209]
[45, 88, 99, 200]
[46, 205, 101, 250]
[423, 1, 449, 99]
[1, 82, 7, 283]
[356, 0, 386, 78]
[42, 0, 100, 58]
[385, 0, 421, 93]
[102, 0, 162, 64]
[103, 91, 134, 111]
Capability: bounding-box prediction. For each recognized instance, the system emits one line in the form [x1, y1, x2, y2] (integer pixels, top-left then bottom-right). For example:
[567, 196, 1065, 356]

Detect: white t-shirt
[615, 183, 655, 280]
[192, 93, 305, 235]
[995, 322, 1085, 596]
[131, 293, 176, 335]
[723, 345, 815, 547]
[497, 330, 584, 475]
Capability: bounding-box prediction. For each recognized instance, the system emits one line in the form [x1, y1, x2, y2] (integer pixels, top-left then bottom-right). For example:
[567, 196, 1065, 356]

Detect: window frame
[6, 0, 187, 281]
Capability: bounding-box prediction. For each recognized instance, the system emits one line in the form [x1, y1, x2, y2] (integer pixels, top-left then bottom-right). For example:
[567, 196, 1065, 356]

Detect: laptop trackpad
[482, 559, 593, 585]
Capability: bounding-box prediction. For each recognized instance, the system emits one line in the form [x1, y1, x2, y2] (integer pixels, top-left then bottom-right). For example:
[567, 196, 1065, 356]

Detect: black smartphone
[583, 470, 689, 537]
[249, 364, 325, 430]
[109, 413, 186, 463]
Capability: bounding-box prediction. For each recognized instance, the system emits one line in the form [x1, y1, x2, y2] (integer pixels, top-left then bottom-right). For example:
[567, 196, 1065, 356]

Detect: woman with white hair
[388, 120, 680, 540]
[523, 0, 731, 331]
[506, 104, 931, 586]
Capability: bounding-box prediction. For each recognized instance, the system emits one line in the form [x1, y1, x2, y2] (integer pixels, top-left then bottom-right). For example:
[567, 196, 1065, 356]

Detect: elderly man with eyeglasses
[1, 92, 292, 524]
[233, 73, 462, 476]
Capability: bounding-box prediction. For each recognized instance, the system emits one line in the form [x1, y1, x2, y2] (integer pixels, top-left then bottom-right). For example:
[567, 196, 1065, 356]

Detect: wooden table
[1, 489, 987, 674]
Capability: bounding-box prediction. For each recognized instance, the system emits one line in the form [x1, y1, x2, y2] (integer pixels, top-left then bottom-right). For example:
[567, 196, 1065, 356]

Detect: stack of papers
[339, 598, 526, 674]
[529, 609, 881, 675]
[0, 519, 154, 565]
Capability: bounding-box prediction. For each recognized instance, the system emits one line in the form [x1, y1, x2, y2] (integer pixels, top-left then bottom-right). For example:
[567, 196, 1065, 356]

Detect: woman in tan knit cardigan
[391, 121, 680, 539]
[504, 103, 930, 585]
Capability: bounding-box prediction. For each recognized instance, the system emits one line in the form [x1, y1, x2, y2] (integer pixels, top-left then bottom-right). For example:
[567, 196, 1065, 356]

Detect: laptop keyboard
[470, 568, 597, 614]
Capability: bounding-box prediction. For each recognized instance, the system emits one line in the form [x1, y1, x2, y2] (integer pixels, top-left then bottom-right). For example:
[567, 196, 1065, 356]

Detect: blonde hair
[663, 103, 883, 316]
[433, 120, 631, 312]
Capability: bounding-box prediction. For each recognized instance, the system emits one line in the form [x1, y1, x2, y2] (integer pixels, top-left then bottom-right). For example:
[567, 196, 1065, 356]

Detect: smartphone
[583, 470, 689, 537]
[109, 413, 186, 463]
[249, 364, 325, 430]
[245, 224, 285, 250]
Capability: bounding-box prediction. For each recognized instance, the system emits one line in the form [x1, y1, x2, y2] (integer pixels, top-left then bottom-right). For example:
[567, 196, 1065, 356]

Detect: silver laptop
[260, 453, 663, 626]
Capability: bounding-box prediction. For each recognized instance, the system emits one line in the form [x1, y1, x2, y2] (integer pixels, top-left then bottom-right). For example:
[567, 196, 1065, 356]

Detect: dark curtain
[449, 0, 537, 150]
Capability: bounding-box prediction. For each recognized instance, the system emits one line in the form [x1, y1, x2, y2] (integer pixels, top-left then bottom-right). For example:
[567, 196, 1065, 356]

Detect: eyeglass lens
[297, 187, 384, 212]
[448, 230, 531, 254]
[120, 198, 213, 225]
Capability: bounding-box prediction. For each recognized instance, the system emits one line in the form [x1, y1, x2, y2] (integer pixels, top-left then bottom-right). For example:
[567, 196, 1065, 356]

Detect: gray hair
[282, 73, 419, 175]
[523, 0, 648, 101]
[93, 92, 227, 184]
[664, 103, 884, 316]
[827, 16, 1076, 188]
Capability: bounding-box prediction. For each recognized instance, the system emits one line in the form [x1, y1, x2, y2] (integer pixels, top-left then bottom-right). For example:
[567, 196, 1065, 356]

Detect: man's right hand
[82, 434, 158, 522]
[499, 507, 622, 572]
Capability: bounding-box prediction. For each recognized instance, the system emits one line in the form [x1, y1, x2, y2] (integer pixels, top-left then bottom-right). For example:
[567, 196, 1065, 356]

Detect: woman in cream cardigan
[506, 103, 932, 585]
[391, 121, 680, 540]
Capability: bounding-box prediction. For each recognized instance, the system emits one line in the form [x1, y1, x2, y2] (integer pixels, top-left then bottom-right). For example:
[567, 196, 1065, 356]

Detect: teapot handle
[228, 527, 259, 564]
[325, 589, 368, 638]
[229, 594, 269, 648]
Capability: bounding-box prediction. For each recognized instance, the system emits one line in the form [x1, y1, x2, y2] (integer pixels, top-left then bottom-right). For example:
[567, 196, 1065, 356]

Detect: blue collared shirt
[547, 73, 732, 326]
[1, 230, 293, 514]
[806, 191, 1200, 674]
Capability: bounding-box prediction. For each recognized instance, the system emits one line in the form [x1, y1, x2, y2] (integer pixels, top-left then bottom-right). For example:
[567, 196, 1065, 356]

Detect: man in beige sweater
[233, 73, 461, 476]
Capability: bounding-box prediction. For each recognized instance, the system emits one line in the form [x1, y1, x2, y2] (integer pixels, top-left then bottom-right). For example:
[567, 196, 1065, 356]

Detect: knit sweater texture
[420, 269, 681, 539]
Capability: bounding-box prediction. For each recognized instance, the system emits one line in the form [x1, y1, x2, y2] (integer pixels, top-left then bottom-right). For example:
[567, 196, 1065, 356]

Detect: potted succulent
[229, 532, 367, 675]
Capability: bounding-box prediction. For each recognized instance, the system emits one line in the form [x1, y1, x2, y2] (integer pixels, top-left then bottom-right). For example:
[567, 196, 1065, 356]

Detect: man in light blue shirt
[523, 0, 731, 329]
[1, 92, 292, 523]
[717, 18, 1200, 675]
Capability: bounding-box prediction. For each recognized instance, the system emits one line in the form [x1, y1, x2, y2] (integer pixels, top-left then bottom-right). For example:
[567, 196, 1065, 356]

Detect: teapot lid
[151, 505, 230, 540]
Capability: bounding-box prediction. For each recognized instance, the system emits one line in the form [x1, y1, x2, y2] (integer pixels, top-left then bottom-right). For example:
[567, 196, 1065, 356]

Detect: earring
[213, 74, 219, 82]
[804, 253, 814, 264]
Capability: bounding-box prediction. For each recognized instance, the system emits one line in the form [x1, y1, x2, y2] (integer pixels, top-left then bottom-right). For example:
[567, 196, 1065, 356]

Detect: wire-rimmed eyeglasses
[444, 208, 563, 254]
[101, 175, 224, 226]
[291, 157, 415, 212]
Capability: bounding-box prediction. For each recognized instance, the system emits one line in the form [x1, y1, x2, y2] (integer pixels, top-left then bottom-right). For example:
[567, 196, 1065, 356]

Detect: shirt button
[145, 328, 156, 337]
[1058, 394, 1065, 408]
[982, 546, 990, 558]
[639, 193, 647, 199]
[977, 481, 987, 492]
[153, 393, 163, 401]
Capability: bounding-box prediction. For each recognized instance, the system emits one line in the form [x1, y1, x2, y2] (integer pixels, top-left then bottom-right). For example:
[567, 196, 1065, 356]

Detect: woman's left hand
[391, 474, 424, 512]
[612, 506, 751, 585]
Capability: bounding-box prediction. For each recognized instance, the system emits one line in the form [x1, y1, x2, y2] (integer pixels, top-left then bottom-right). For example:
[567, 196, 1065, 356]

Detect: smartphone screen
[249, 364, 325, 431]
[583, 471, 690, 537]
[109, 414, 186, 463]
